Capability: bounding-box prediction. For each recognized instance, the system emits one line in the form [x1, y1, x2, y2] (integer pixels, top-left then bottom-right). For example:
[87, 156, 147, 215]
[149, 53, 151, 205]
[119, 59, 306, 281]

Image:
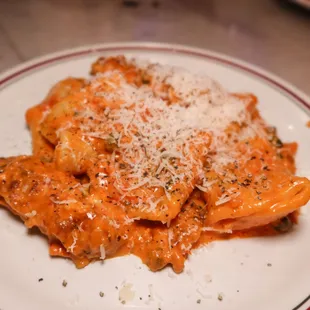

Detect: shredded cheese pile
[57, 59, 264, 208]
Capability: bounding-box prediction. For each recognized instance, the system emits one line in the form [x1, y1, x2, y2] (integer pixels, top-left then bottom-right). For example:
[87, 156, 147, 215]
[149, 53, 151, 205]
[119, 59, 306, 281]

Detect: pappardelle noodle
[0, 56, 309, 272]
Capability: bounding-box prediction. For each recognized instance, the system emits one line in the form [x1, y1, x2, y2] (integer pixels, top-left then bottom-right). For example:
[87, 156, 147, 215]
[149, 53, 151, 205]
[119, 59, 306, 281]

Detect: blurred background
[0, 0, 309, 94]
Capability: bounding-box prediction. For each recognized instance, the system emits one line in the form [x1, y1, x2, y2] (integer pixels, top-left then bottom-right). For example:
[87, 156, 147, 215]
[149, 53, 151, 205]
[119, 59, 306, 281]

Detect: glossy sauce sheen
[0, 56, 309, 273]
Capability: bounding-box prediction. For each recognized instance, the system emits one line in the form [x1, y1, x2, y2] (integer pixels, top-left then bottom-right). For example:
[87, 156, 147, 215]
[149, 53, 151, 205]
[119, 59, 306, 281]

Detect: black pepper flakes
[241, 179, 252, 187]
[196, 299, 201, 304]
[38, 278, 43, 282]
[99, 291, 104, 297]
[267, 263, 272, 267]
[274, 138, 283, 148]
[272, 216, 292, 232]
[62, 280, 68, 287]
[119, 163, 126, 169]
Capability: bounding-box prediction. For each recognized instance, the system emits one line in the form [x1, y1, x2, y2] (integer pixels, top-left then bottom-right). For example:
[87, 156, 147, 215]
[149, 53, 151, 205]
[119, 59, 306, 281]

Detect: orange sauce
[0, 56, 309, 274]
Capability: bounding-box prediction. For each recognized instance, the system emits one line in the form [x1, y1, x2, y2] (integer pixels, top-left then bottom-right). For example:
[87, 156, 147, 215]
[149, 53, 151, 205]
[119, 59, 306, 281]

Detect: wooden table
[0, 0, 309, 95]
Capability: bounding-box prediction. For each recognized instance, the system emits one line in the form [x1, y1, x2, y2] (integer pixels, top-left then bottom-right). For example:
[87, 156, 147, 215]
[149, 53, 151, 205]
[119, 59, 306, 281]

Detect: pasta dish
[0, 56, 309, 272]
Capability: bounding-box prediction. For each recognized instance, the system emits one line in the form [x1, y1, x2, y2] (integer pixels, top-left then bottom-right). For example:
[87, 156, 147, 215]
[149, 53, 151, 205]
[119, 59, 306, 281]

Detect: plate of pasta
[0, 42, 309, 310]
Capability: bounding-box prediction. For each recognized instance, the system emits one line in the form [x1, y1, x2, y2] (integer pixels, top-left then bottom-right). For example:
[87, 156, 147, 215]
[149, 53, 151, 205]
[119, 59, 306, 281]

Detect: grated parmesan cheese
[215, 194, 231, 206]
[99, 244, 106, 260]
[119, 282, 135, 303]
[202, 227, 233, 234]
[25, 210, 37, 218]
[167, 229, 174, 250]
[53, 58, 265, 214]
[108, 219, 120, 229]
[67, 232, 78, 253]
[123, 215, 140, 225]
[50, 198, 78, 205]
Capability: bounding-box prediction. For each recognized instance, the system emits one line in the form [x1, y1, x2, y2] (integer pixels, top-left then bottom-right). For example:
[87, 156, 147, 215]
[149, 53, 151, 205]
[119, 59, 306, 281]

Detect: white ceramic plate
[0, 43, 309, 310]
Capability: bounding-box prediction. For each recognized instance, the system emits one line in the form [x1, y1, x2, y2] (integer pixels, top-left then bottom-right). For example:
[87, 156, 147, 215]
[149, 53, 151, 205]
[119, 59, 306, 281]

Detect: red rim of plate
[0, 45, 309, 113]
[0, 44, 309, 310]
